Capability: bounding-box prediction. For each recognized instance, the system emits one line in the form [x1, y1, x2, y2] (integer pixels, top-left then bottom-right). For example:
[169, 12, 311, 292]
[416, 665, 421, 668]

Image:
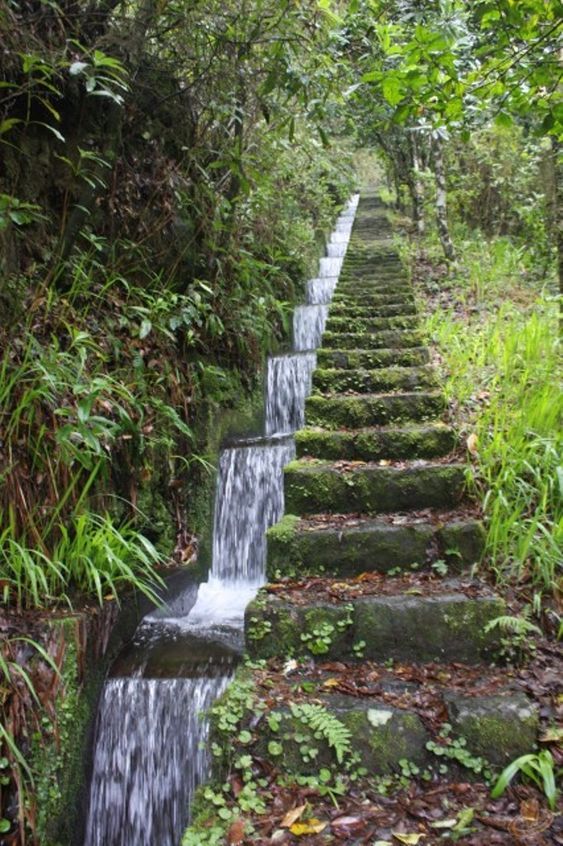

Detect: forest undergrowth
[410, 222, 561, 631]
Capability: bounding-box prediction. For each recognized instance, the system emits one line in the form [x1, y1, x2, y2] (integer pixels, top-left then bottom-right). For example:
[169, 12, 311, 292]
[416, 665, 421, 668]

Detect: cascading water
[83, 194, 359, 846]
[293, 304, 328, 352]
[265, 353, 316, 436]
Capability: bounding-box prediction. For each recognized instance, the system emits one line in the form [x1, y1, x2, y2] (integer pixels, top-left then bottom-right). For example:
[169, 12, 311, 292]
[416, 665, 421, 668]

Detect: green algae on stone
[304, 392, 446, 430]
[295, 422, 456, 462]
[445, 692, 539, 765]
[322, 329, 423, 350]
[316, 347, 430, 370]
[284, 461, 467, 515]
[354, 592, 505, 663]
[311, 365, 438, 395]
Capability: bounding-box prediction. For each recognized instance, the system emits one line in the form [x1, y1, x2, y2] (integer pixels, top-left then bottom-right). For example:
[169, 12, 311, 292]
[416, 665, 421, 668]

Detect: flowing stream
[83, 194, 359, 846]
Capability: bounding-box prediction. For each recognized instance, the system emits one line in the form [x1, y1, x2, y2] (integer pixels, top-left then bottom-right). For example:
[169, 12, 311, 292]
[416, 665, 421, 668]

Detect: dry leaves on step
[290, 818, 327, 836]
[227, 818, 245, 844]
[466, 432, 479, 455]
[280, 804, 306, 828]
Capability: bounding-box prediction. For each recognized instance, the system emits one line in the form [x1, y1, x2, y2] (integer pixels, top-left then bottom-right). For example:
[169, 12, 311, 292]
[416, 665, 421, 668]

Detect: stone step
[338, 273, 407, 285]
[284, 459, 466, 515]
[305, 391, 446, 428]
[325, 314, 418, 333]
[322, 329, 423, 349]
[266, 512, 485, 578]
[312, 365, 437, 395]
[332, 288, 413, 304]
[295, 421, 455, 461]
[317, 347, 430, 369]
[328, 301, 417, 318]
[245, 577, 504, 663]
[240, 664, 537, 775]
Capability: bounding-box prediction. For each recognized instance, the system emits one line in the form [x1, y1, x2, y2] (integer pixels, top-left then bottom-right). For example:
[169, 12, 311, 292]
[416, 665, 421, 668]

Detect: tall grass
[426, 298, 563, 595]
[0, 512, 164, 610]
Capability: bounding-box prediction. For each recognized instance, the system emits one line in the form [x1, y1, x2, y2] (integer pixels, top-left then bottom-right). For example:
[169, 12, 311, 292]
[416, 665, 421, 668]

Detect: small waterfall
[306, 277, 338, 305]
[84, 675, 231, 846]
[293, 304, 328, 351]
[84, 194, 359, 846]
[319, 256, 343, 277]
[265, 352, 316, 436]
[330, 231, 350, 244]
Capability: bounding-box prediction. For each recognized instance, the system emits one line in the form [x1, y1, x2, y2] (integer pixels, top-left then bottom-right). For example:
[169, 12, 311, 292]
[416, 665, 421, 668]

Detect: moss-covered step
[337, 275, 409, 288]
[295, 422, 455, 461]
[247, 689, 537, 775]
[317, 347, 430, 369]
[311, 366, 437, 395]
[328, 301, 417, 318]
[304, 391, 445, 429]
[284, 460, 467, 514]
[322, 329, 423, 350]
[245, 581, 504, 663]
[325, 314, 419, 333]
[331, 288, 413, 308]
[266, 512, 485, 578]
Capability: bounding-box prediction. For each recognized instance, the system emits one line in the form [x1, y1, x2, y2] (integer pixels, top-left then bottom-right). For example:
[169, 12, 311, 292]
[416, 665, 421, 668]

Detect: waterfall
[265, 352, 317, 436]
[83, 194, 359, 846]
[84, 675, 231, 846]
[293, 304, 328, 351]
[306, 277, 338, 305]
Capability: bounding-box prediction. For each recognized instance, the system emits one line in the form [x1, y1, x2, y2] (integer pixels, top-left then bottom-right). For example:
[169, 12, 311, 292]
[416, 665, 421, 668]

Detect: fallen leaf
[290, 818, 327, 836]
[227, 818, 245, 844]
[281, 804, 306, 829]
[393, 834, 425, 845]
[331, 815, 365, 835]
[430, 818, 457, 829]
[282, 659, 298, 676]
[539, 726, 563, 743]
[323, 678, 340, 688]
[520, 799, 540, 822]
[466, 433, 479, 454]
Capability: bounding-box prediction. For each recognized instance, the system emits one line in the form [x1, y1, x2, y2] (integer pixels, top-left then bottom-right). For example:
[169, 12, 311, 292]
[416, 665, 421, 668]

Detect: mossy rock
[245, 589, 504, 663]
[284, 460, 467, 515]
[316, 347, 430, 370]
[311, 365, 437, 395]
[266, 514, 485, 578]
[304, 392, 445, 430]
[445, 692, 539, 766]
[328, 301, 417, 318]
[295, 422, 456, 461]
[322, 329, 423, 350]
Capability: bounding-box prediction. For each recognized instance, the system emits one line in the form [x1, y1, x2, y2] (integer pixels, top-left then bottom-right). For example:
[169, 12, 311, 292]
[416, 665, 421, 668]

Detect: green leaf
[382, 77, 404, 106]
[139, 319, 152, 339]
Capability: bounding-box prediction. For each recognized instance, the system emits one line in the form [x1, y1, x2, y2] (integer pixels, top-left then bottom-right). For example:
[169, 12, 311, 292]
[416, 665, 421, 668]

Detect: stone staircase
[243, 194, 538, 775]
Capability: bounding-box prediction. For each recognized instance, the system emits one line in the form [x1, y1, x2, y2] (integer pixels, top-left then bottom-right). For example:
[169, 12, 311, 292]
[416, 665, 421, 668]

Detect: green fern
[290, 703, 352, 764]
[484, 613, 541, 636]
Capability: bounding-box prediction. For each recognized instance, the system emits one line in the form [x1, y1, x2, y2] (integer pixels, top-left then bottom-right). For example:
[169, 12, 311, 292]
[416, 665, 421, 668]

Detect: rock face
[246, 194, 537, 776]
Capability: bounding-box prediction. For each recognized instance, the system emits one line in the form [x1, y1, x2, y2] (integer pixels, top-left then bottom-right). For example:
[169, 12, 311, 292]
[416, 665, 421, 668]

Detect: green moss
[284, 461, 466, 515]
[304, 392, 446, 430]
[30, 620, 91, 846]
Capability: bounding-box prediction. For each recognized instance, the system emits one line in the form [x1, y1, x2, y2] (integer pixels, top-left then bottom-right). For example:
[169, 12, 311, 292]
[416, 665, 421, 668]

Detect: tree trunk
[432, 136, 455, 262]
[410, 133, 425, 236]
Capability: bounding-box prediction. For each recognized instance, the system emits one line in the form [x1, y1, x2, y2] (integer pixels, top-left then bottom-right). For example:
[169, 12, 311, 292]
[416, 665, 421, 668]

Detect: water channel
[83, 195, 359, 846]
